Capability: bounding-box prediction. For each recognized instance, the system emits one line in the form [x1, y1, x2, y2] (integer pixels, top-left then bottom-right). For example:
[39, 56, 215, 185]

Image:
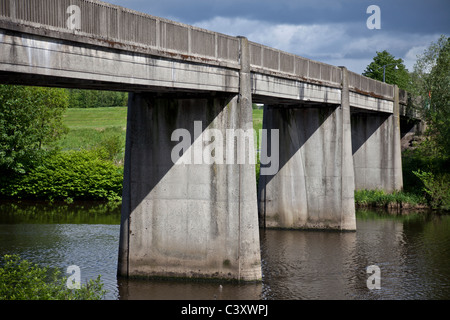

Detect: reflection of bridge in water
[0, 0, 419, 282]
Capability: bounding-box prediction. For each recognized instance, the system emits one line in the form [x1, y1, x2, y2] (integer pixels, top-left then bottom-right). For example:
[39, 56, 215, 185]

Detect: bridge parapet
[348, 70, 394, 100]
[0, 0, 398, 104]
[0, 0, 240, 69]
[248, 41, 342, 89]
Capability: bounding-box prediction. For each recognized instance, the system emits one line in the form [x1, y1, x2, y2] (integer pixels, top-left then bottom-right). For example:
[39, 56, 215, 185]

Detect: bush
[0, 254, 105, 300]
[0, 85, 68, 175]
[1, 149, 123, 201]
[413, 170, 450, 210]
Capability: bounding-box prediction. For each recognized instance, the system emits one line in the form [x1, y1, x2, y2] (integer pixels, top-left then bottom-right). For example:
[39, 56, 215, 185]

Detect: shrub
[413, 170, 450, 210]
[1, 149, 123, 201]
[0, 85, 68, 175]
[0, 254, 105, 300]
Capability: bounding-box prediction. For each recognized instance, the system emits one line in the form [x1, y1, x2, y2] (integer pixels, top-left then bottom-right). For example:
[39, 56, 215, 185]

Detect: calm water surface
[0, 201, 449, 300]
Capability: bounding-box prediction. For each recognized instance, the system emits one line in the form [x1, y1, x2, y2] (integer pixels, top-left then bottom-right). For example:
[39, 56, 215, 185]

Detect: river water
[0, 200, 449, 300]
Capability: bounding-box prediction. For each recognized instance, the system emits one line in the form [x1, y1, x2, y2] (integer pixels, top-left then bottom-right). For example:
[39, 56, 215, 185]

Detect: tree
[0, 85, 69, 175]
[67, 89, 128, 108]
[407, 35, 450, 209]
[363, 50, 411, 90]
[411, 35, 450, 159]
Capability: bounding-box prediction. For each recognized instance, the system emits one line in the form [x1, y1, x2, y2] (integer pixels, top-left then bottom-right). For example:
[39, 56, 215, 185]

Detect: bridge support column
[257, 67, 356, 230]
[118, 38, 261, 281]
[351, 85, 403, 192]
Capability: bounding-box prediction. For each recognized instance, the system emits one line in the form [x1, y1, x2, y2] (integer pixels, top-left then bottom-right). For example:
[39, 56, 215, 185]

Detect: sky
[106, 0, 449, 74]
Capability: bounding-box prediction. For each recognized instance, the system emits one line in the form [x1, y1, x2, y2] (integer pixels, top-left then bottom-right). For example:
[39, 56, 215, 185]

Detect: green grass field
[59, 107, 127, 151]
[62, 107, 128, 129]
[61, 107, 264, 152]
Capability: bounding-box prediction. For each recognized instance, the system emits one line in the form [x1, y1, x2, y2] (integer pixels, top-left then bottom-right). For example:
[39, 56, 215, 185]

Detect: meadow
[59, 107, 127, 152]
[61, 106, 264, 153]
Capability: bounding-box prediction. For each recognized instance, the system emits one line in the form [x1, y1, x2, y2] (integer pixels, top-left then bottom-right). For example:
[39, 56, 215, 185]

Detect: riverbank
[354, 189, 442, 212]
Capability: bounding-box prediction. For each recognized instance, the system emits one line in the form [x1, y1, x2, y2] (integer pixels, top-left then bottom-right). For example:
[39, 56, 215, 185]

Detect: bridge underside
[0, 26, 405, 281]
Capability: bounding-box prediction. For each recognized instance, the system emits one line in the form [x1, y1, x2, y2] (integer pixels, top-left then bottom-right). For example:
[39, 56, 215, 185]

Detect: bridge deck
[0, 0, 408, 113]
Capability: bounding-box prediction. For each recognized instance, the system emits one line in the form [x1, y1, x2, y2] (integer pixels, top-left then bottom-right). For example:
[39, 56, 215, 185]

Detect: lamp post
[382, 63, 399, 82]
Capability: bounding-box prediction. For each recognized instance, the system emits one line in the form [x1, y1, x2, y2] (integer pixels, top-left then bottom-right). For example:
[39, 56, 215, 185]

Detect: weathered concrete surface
[118, 93, 261, 281]
[257, 68, 356, 231]
[118, 37, 261, 281]
[351, 86, 403, 192]
[0, 29, 239, 92]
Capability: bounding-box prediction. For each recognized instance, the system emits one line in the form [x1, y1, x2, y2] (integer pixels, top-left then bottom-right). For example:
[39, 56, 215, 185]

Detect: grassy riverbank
[354, 189, 428, 210]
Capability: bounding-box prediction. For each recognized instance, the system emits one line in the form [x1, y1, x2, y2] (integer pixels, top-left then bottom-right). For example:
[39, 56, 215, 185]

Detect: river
[0, 200, 449, 300]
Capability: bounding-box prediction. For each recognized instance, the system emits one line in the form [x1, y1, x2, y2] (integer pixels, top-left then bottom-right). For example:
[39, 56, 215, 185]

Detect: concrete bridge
[0, 0, 414, 282]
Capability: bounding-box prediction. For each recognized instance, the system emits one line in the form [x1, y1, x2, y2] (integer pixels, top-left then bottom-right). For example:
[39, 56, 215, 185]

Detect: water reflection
[260, 229, 358, 300]
[118, 278, 262, 300]
[0, 201, 449, 300]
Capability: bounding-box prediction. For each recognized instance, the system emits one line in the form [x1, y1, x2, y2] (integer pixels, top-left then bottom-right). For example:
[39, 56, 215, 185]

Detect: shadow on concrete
[350, 110, 390, 155]
[258, 104, 336, 186]
[119, 91, 239, 276]
[257, 104, 336, 227]
[123, 92, 234, 211]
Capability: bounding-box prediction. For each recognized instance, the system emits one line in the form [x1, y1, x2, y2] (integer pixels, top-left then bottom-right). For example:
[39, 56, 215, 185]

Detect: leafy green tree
[0, 85, 69, 175]
[411, 35, 450, 159]
[67, 89, 128, 108]
[363, 50, 411, 90]
[405, 35, 450, 209]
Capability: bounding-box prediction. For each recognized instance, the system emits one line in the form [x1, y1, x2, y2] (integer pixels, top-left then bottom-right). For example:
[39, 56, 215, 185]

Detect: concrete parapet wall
[348, 70, 394, 100]
[249, 41, 342, 88]
[0, 28, 240, 92]
[0, 0, 240, 68]
[0, 0, 397, 104]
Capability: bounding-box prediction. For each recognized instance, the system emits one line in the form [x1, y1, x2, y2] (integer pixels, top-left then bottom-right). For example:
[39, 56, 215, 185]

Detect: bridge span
[0, 0, 412, 281]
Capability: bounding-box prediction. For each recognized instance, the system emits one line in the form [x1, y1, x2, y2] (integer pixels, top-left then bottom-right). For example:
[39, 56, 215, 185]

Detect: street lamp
[381, 63, 399, 83]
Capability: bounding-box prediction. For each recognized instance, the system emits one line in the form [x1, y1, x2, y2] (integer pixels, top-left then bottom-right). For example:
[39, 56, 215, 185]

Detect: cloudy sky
[107, 0, 449, 74]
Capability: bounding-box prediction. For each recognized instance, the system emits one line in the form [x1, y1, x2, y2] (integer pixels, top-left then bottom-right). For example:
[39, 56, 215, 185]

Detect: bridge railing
[0, 0, 240, 68]
[248, 41, 343, 89]
[247, 41, 395, 102]
[348, 70, 394, 100]
[0, 0, 397, 103]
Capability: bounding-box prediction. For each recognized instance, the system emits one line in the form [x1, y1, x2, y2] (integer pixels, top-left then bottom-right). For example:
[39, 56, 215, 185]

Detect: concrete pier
[257, 68, 356, 231]
[352, 86, 403, 192]
[117, 92, 261, 281]
[118, 38, 261, 281]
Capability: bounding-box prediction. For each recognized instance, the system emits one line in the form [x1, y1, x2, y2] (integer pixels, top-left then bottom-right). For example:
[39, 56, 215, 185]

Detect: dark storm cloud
[107, 0, 449, 34]
[105, 0, 449, 73]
